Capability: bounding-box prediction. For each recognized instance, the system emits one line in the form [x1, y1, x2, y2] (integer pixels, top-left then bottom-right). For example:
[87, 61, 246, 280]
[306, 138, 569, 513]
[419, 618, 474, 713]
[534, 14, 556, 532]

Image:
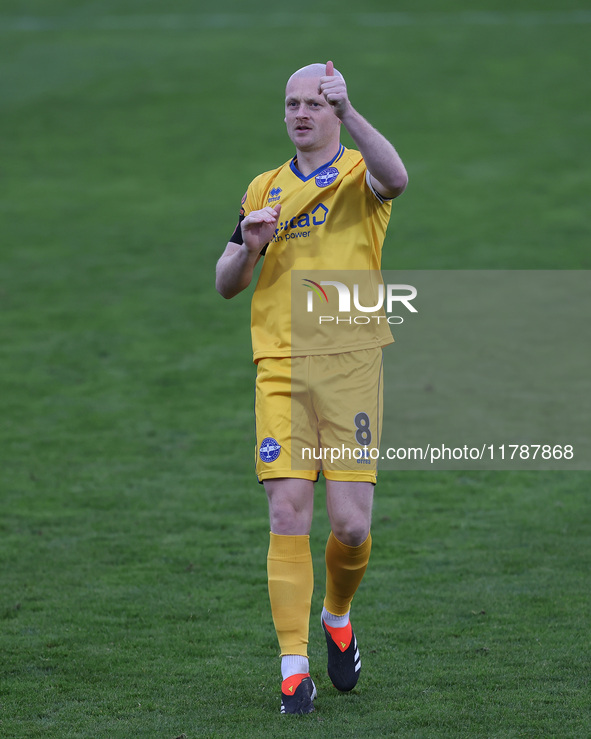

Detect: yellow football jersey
[242, 145, 394, 361]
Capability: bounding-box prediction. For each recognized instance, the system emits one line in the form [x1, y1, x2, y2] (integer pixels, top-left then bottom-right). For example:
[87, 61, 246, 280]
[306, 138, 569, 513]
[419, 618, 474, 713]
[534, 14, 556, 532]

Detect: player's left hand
[318, 60, 350, 119]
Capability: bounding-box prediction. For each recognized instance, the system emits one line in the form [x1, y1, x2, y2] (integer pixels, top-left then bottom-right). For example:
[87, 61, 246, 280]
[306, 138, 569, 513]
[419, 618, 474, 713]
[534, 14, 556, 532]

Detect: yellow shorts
[255, 347, 383, 483]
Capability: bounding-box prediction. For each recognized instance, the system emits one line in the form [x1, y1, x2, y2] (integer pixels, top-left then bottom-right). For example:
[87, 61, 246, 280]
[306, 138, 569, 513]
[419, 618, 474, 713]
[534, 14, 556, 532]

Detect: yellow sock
[324, 531, 372, 616]
[267, 533, 314, 657]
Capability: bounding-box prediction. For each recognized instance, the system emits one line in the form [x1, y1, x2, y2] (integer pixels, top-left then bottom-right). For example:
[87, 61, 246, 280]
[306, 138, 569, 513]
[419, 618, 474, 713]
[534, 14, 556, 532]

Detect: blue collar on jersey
[290, 143, 345, 182]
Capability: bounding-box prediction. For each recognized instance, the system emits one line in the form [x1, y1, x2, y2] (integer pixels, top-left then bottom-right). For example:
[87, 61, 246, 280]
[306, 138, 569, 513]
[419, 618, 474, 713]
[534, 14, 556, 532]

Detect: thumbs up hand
[318, 60, 349, 119]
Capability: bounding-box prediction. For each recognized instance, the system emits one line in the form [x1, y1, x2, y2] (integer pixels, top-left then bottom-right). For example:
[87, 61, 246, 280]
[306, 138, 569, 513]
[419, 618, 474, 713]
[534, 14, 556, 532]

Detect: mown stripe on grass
[1, 10, 591, 32]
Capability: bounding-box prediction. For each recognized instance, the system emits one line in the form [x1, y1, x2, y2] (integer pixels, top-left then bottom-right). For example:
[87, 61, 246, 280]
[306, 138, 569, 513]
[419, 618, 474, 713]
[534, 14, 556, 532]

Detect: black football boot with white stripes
[322, 618, 361, 692]
[280, 674, 317, 714]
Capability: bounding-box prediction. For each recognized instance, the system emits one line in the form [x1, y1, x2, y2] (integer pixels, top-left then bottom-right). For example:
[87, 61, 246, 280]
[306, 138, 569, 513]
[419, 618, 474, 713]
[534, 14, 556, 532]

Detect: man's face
[284, 75, 340, 152]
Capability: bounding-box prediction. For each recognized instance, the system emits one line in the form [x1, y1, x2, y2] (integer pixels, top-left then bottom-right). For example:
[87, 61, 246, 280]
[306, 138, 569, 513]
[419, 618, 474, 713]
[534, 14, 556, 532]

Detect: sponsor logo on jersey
[268, 187, 282, 203]
[272, 204, 328, 242]
[259, 437, 281, 463]
[315, 167, 339, 188]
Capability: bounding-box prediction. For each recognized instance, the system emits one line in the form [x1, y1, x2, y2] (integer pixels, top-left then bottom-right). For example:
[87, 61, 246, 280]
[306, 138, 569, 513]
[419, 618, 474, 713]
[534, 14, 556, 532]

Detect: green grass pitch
[1, 1, 590, 737]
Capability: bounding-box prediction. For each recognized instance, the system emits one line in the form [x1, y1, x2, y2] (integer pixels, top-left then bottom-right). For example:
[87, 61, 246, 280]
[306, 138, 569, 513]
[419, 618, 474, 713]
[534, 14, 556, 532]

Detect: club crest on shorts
[259, 437, 281, 463]
[315, 167, 339, 188]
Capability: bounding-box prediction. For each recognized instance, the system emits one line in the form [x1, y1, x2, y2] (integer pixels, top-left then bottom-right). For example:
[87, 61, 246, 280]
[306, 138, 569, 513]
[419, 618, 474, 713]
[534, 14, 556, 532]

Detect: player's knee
[266, 479, 314, 535]
[268, 498, 312, 536]
[270, 505, 310, 535]
[332, 520, 371, 547]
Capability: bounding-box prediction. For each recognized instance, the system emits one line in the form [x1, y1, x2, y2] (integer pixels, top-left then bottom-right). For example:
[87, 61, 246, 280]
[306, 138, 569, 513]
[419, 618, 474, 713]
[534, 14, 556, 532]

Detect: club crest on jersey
[268, 187, 282, 203]
[315, 167, 339, 188]
[259, 437, 281, 463]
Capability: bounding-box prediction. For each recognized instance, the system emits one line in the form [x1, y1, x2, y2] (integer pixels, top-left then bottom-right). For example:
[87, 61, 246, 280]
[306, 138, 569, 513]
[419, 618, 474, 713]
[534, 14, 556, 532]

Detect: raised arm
[319, 61, 408, 200]
[215, 204, 281, 299]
